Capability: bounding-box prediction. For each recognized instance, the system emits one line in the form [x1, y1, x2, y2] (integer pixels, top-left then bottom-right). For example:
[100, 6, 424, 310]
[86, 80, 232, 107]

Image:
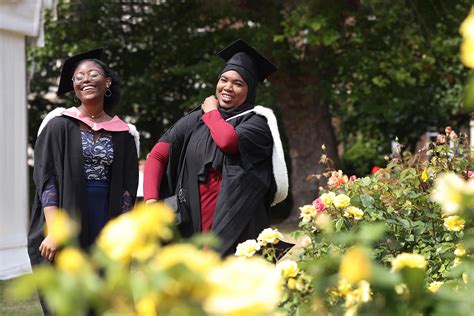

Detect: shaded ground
[0, 279, 42, 316]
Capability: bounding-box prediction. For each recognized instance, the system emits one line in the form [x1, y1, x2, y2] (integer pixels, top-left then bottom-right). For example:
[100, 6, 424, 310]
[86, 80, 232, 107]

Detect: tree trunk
[272, 73, 340, 223]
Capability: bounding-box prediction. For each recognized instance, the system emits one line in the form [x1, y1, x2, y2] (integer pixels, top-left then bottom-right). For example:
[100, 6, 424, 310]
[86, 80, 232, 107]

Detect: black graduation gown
[159, 108, 276, 256]
[27, 116, 138, 264]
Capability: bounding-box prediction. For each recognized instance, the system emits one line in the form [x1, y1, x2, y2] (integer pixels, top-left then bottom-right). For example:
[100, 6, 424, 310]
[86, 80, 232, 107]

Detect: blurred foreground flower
[391, 253, 427, 271]
[97, 202, 175, 263]
[460, 7, 474, 68]
[339, 247, 371, 284]
[45, 210, 78, 245]
[428, 281, 443, 293]
[55, 247, 89, 274]
[431, 173, 472, 215]
[204, 257, 282, 315]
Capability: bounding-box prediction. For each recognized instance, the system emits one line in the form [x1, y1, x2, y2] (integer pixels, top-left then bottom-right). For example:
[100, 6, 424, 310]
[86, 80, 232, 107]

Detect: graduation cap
[57, 48, 104, 96]
[217, 39, 277, 83]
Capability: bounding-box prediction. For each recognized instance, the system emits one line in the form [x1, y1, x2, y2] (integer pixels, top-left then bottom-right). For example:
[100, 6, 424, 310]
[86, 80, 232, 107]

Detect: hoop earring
[105, 89, 112, 97]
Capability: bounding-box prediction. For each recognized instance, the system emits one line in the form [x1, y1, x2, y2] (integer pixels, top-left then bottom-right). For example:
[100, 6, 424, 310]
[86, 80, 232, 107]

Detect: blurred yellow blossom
[334, 194, 351, 209]
[391, 253, 427, 271]
[460, 7, 474, 68]
[454, 244, 466, 257]
[338, 278, 352, 296]
[204, 257, 282, 316]
[132, 202, 175, 240]
[276, 259, 299, 279]
[443, 215, 465, 232]
[320, 192, 336, 206]
[431, 173, 466, 215]
[45, 210, 78, 245]
[55, 247, 89, 273]
[315, 213, 331, 230]
[257, 228, 283, 246]
[394, 283, 409, 295]
[287, 278, 297, 290]
[428, 281, 443, 293]
[299, 204, 317, 223]
[343, 206, 364, 221]
[235, 239, 261, 257]
[462, 272, 469, 284]
[453, 257, 461, 267]
[155, 243, 220, 274]
[136, 294, 157, 316]
[97, 213, 141, 263]
[339, 247, 371, 284]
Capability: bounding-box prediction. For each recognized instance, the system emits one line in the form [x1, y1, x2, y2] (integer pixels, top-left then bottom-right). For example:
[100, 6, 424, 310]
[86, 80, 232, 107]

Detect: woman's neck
[78, 103, 106, 121]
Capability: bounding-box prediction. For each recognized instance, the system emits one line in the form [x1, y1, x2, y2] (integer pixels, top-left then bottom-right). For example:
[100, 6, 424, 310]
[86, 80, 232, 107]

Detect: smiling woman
[144, 39, 289, 256]
[27, 48, 139, 315]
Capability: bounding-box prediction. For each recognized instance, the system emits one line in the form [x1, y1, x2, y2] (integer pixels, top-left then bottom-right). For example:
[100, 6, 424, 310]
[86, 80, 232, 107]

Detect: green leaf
[335, 218, 344, 231]
[360, 194, 375, 208]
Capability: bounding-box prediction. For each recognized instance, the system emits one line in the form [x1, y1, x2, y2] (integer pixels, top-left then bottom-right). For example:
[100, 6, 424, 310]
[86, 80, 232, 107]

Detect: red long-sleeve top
[144, 109, 239, 231]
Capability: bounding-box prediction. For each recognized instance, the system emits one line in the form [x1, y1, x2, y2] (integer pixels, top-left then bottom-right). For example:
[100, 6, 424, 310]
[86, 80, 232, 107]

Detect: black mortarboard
[57, 48, 104, 96]
[217, 39, 277, 83]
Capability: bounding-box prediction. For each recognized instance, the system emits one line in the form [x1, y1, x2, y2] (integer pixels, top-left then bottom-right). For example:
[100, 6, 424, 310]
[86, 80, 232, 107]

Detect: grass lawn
[0, 279, 42, 316]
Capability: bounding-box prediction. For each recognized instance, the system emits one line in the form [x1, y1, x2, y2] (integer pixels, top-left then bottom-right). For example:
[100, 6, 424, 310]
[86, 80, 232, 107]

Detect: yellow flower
[235, 239, 261, 258]
[453, 257, 461, 267]
[462, 272, 469, 284]
[276, 259, 299, 279]
[334, 194, 351, 209]
[45, 210, 78, 245]
[339, 247, 371, 284]
[344, 206, 364, 221]
[460, 7, 474, 39]
[338, 278, 353, 296]
[431, 173, 465, 215]
[287, 278, 297, 290]
[428, 281, 443, 293]
[320, 192, 336, 206]
[155, 243, 220, 274]
[421, 167, 429, 182]
[462, 39, 474, 68]
[315, 213, 331, 230]
[299, 204, 317, 223]
[454, 244, 466, 257]
[132, 202, 175, 240]
[391, 253, 427, 271]
[204, 257, 282, 316]
[394, 283, 408, 295]
[257, 228, 283, 246]
[136, 294, 157, 316]
[55, 247, 88, 273]
[357, 280, 372, 303]
[97, 213, 142, 263]
[443, 215, 465, 232]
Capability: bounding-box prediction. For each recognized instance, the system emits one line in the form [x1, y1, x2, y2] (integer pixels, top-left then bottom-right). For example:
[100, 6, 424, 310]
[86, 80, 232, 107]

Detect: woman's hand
[201, 95, 219, 113]
[39, 235, 58, 261]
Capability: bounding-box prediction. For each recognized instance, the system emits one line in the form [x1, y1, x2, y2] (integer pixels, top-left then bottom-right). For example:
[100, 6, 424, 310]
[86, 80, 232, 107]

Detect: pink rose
[468, 171, 474, 178]
[445, 126, 452, 134]
[349, 175, 357, 181]
[449, 131, 458, 139]
[312, 197, 325, 213]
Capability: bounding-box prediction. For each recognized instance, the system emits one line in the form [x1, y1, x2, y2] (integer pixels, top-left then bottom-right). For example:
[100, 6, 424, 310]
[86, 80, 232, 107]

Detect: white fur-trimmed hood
[226, 105, 289, 206]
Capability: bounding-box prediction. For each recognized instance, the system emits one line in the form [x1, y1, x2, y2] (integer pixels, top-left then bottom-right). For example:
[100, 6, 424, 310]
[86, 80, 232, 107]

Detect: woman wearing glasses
[28, 49, 139, 268]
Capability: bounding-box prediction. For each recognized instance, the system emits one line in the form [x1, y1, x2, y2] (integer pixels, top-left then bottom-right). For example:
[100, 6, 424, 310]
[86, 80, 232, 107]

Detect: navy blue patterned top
[81, 130, 114, 180]
[42, 130, 133, 213]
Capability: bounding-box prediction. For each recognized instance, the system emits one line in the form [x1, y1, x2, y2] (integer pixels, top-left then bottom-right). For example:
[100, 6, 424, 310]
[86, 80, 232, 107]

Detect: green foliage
[342, 134, 387, 176]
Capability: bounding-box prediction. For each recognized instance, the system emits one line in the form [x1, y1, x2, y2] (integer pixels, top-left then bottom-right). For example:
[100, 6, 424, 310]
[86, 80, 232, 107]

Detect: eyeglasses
[72, 70, 105, 83]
